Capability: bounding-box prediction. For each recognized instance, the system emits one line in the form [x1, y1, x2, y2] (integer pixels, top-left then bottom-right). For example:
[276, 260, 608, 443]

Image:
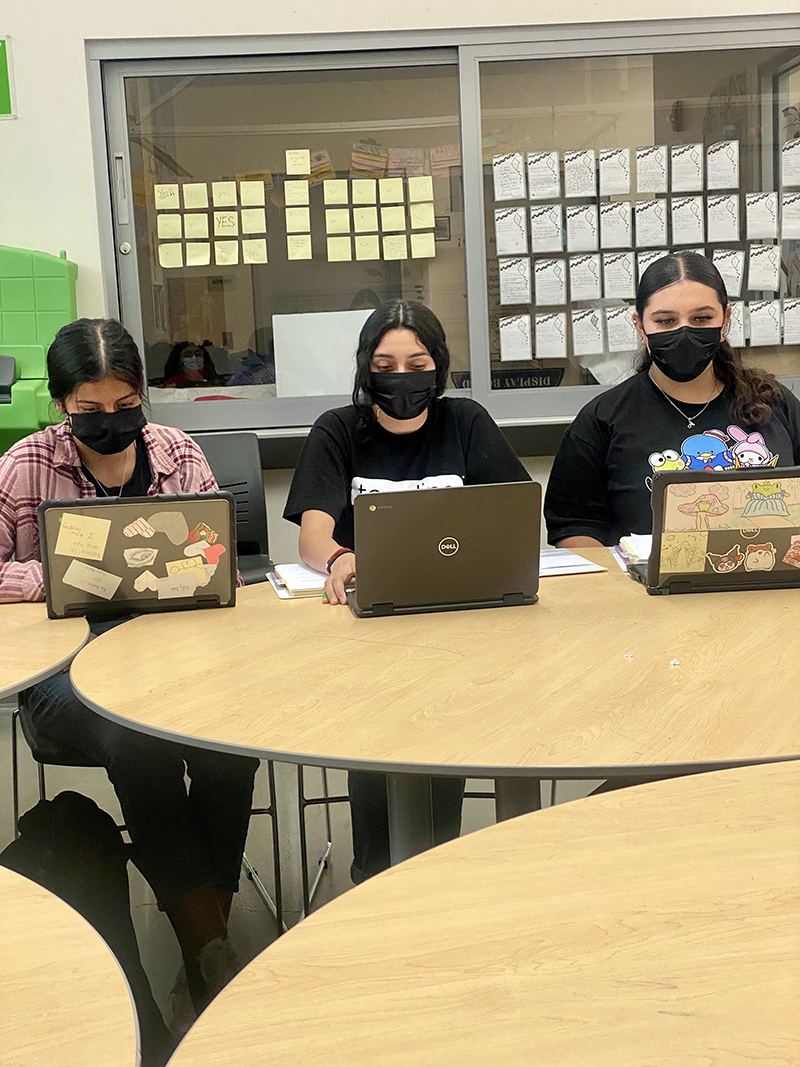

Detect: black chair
[192, 432, 273, 585]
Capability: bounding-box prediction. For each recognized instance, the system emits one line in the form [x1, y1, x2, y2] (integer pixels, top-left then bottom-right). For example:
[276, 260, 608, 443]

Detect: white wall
[2, 1, 797, 318]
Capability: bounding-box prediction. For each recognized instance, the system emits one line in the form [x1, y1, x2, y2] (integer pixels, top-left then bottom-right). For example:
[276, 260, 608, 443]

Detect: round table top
[1, 603, 89, 700]
[0, 865, 137, 1067]
[168, 761, 800, 1067]
[71, 552, 800, 776]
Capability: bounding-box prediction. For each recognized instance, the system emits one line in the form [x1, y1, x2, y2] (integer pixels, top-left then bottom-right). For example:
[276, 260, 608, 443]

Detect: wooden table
[1, 603, 89, 700]
[168, 761, 800, 1067]
[0, 864, 137, 1067]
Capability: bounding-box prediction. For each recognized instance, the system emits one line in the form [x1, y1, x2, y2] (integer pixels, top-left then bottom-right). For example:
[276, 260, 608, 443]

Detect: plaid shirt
[0, 421, 219, 602]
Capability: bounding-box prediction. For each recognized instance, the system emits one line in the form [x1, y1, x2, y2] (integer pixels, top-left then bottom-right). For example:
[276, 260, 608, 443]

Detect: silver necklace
[89, 443, 134, 498]
[650, 375, 721, 429]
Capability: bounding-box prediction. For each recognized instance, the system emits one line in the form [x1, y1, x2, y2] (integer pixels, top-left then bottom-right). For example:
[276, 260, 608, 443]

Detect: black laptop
[348, 481, 541, 617]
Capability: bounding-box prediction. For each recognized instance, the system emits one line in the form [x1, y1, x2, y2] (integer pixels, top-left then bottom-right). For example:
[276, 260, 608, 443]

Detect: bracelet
[326, 548, 354, 574]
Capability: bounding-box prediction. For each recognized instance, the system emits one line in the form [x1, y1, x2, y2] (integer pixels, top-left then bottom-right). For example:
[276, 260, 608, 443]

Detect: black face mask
[369, 370, 437, 421]
[647, 325, 722, 383]
[69, 406, 146, 455]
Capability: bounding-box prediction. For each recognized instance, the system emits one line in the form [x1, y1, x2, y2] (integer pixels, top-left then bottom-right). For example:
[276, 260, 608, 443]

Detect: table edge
[0, 622, 91, 702]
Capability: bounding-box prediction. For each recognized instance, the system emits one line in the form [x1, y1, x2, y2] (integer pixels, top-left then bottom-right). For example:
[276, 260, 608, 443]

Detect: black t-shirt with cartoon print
[544, 372, 800, 546]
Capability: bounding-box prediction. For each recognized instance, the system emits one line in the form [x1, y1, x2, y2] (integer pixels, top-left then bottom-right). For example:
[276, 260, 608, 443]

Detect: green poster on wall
[0, 38, 15, 118]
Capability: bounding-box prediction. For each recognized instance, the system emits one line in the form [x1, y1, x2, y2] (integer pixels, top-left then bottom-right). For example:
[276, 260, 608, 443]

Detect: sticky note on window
[242, 238, 268, 264]
[353, 207, 378, 233]
[239, 180, 265, 206]
[158, 243, 183, 268]
[383, 234, 408, 261]
[352, 179, 377, 205]
[183, 214, 209, 239]
[185, 242, 211, 266]
[355, 235, 380, 261]
[324, 179, 348, 205]
[212, 181, 237, 207]
[411, 232, 436, 259]
[379, 177, 404, 204]
[165, 555, 207, 580]
[214, 240, 239, 265]
[154, 184, 179, 210]
[182, 183, 208, 209]
[157, 214, 182, 239]
[284, 180, 309, 206]
[55, 513, 111, 561]
[325, 208, 350, 234]
[408, 176, 434, 202]
[241, 208, 266, 234]
[327, 236, 352, 261]
[286, 207, 310, 233]
[410, 202, 435, 230]
[214, 211, 239, 237]
[381, 206, 406, 232]
[285, 149, 311, 176]
[63, 559, 122, 601]
[287, 234, 312, 260]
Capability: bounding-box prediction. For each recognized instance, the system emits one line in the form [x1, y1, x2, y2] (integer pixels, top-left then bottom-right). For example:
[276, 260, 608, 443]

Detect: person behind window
[0, 319, 258, 1037]
[283, 300, 530, 883]
[545, 251, 800, 548]
[163, 340, 220, 388]
[349, 288, 382, 311]
[226, 327, 276, 386]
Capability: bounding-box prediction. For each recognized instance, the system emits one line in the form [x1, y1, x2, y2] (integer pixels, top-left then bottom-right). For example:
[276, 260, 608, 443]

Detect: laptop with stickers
[38, 492, 236, 619]
[629, 467, 800, 595]
[347, 480, 540, 617]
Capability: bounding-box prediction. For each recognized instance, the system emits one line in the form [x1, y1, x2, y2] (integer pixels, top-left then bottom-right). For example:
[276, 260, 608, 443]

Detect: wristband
[326, 548, 354, 574]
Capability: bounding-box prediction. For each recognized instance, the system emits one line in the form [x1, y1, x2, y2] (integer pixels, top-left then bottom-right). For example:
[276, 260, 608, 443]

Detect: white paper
[746, 192, 778, 240]
[267, 572, 294, 600]
[527, 151, 560, 200]
[713, 249, 745, 299]
[782, 192, 800, 240]
[605, 305, 638, 352]
[603, 251, 636, 300]
[671, 196, 705, 245]
[670, 143, 703, 193]
[748, 244, 780, 292]
[498, 257, 531, 305]
[565, 203, 598, 252]
[783, 298, 800, 345]
[534, 258, 567, 306]
[706, 140, 739, 190]
[156, 574, 199, 600]
[273, 563, 326, 594]
[494, 207, 528, 256]
[706, 194, 739, 243]
[599, 201, 632, 248]
[563, 150, 596, 198]
[273, 309, 372, 397]
[62, 559, 122, 601]
[781, 138, 800, 188]
[727, 301, 745, 348]
[498, 314, 532, 362]
[748, 299, 781, 346]
[535, 312, 567, 359]
[637, 249, 668, 280]
[539, 548, 606, 577]
[636, 146, 668, 194]
[529, 204, 563, 253]
[635, 200, 667, 247]
[598, 148, 631, 196]
[492, 152, 526, 201]
[569, 254, 601, 301]
[571, 307, 604, 356]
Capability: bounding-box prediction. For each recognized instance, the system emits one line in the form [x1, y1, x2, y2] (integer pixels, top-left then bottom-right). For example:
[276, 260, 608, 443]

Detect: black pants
[348, 770, 465, 883]
[22, 670, 259, 905]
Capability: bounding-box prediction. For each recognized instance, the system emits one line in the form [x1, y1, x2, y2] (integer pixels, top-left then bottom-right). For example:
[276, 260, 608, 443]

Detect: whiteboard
[273, 309, 373, 397]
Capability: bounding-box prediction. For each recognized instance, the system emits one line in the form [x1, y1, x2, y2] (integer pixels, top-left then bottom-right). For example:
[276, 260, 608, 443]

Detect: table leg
[495, 777, 542, 822]
[386, 773, 434, 865]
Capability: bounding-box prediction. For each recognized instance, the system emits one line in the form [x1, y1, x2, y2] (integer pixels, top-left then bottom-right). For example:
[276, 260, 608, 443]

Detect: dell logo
[438, 538, 459, 556]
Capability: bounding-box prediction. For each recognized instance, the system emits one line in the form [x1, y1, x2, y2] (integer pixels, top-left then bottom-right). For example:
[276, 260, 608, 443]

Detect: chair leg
[11, 709, 20, 839]
[297, 765, 312, 918]
[37, 761, 47, 802]
[266, 760, 283, 933]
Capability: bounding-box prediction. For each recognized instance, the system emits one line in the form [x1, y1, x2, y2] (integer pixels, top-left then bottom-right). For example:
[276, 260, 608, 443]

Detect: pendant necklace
[650, 375, 721, 429]
[91, 443, 135, 498]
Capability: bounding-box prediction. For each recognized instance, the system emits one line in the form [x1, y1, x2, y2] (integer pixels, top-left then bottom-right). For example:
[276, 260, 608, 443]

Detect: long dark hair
[163, 341, 217, 385]
[351, 301, 451, 426]
[47, 319, 145, 405]
[635, 252, 781, 426]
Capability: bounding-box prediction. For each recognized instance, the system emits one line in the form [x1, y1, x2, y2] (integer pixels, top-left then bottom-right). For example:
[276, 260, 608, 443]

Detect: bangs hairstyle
[635, 251, 781, 426]
[47, 319, 146, 406]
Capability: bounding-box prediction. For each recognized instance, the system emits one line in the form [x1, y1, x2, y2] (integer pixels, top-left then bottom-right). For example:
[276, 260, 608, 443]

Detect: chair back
[192, 432, 269, 556]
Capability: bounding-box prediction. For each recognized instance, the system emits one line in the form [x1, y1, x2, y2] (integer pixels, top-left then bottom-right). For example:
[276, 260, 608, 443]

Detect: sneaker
[167, 963, 197, 1039]
[197, 936, 243, 1000]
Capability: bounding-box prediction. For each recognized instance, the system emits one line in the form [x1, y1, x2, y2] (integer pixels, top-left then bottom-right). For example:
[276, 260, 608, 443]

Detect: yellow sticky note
[381, 206, 406, 232]
[55, 513, 112, 562]
[410, 202, 435, 230]
[285, 207, 310, 233]
[158, 243, 183, 268]
[157, 214, 182, 240]
[165, 555, 207, 581]
[379, 177, 404, 204]
[408, 176, 434, 202]
[353, 207, 378, 233]
[182, 183, 208, 209]
[183, 214, 209, 239]
[211, 181, 237, 207]
[327, 236, 352, 262]
[383, 234, 408, 261]
[214, 240, 239, 265]
[239, 180, 265, 206]
[241, 208, 267, 234]
[154, 184, 179, 210]
[324, 179, 349, 205]
[284, 180, 309, 206]
[285, 149, 311, 176]
[325, 208, 350, 234]
[185, 242, 211, 266]
[242, 238, 268, 264]
[287, 234, 312, 260]
[410, 232, 436, 259]
[352, 179, 377, 205]
[355, 234, 380, 261]
[214, 211, 239, 237]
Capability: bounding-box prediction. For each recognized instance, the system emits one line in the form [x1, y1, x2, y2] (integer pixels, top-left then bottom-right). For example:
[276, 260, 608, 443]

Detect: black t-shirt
[544, 373, 800, 546]
[81, 438, 152, 498]
[284, 397, 530, 548]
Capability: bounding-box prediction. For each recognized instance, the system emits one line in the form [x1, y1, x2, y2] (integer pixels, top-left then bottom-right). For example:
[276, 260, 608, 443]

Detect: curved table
[167, 761, 800, 1067]
[0, 864, 137, 1067]
[1, 603, 89, 700]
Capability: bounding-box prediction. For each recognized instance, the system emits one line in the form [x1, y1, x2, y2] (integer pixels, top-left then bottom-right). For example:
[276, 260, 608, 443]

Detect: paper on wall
[527, 151, 560, 200]
[492, 152, 526, 201]
[410, 233, 436, 259]
[529, 204, 562, 253]
[239, 180, 265, 207]
[636, 249, 668, 280]
[274, 308, 372, 397]
[748, 299, 781, 346]
[410, 202, 435, 230]
[323, 179, 348, 205]
[782, 192, 800, 240]
[154, 184, 179, 210]
[571, 307, 604, 356]
[599, 201, 632, 248]
[63, 559, 122, 601]
[242, 239, 268, 264]
[706, 140, 739, 190]
[746, 192, 778, 240]
[634, 199, 667, 247]
[498, 314, 531, 362]
[158, 244, 183, 269]
[379, 178, 404, 204]
[706, 194, 739, 243]
[327, 236, 352, 262]
[352, 179, 377, 204]
[351, 142, 387, 181]
[726, 301, 745, 348]
[157, 214, 182, 240]
[285, 207, 310, 233]
[408, 176, 434, 202]
[355, 235, 380, 261]
[494, 207, 528, 256]
[211, 181, 237, 207]
[55, 513, 111, 562]
[533, 258, 567, 306]
[599, 148, 631, 196]
[353, 207, 378, 233]
[182, 183, 208, 209]
[287, 235, 312, 260]
[783, 298, 800, 345]
[285, 150, 311, 176]
[380, 206, 406, 232]
[382, 235, 408, 260]
[535, 312, 567, 359]
[605, 305, 638, 352]
[713, 248, 745, 298]
[563, 150, 596, 198]
[780, 138, 800, 188]
[603, 251, 636, 300]
[636, 146, 667, 194]
[671, 197, 704, 245]
[748, 244, 780, 291]
[325, 209, 351, 234]
[498, 257, 531, 305]
[569, 254, 601, 301]
[214, 241, 238, 266]
[241, 209, 266, 234]
[184, 215, 209, 239]
[565, 203, 598, 252]
[214, 211, 238, 237]
[284, 181, 310, 206]
[670, 144, 703, 192]
[185, 243, 211, 267]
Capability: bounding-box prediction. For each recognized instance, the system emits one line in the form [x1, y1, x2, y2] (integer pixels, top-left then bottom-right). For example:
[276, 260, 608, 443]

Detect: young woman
[545, 252, 800, 547]
[284, 300, 530, 881]
[0, 319, 258, 1033]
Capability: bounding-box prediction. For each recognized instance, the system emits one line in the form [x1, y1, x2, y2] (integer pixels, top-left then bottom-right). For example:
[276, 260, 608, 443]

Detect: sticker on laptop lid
[156, 573, 199, 599]
[187, 521, 218, 545]
[55, 513, 112, 562]
[123, 547, 158, 568]
[149, 511, 190, 546]
[782, 537, 800, 569]
[744, 542, 776, 571]
[659, 531, 708, 573]
[201, 543, 227, 566]
[706, 544, 744, 573]
[123, 517, 156, 538]
[165, 556, 206, 581]
[62, 559, 123, 600]
[133, 569, 159, 592]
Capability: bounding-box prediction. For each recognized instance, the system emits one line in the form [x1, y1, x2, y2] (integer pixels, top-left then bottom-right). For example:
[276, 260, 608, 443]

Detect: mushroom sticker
[677, 493, 729, 531]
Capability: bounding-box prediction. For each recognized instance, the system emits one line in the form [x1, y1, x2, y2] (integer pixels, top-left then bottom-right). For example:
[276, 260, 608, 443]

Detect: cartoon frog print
[744, 542, 776, 571]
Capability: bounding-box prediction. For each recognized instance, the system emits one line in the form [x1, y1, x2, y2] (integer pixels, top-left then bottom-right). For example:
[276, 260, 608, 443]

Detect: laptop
[628, 466, 800, 595]
[348, 481, 541, 617]
[38, 492, 237, 619]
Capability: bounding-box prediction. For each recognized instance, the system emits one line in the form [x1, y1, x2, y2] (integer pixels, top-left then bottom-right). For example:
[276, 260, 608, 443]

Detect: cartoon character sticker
[645, 426, 781, 489]
[680, 430, 733, 471]
[743, 542, 776, 571]
[677, 493, 729, 531]
[706, 544, 744, 573]
[783, 537, 800, 569]
[741, 482, 791, 521]
[727, 426, 778, 468]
